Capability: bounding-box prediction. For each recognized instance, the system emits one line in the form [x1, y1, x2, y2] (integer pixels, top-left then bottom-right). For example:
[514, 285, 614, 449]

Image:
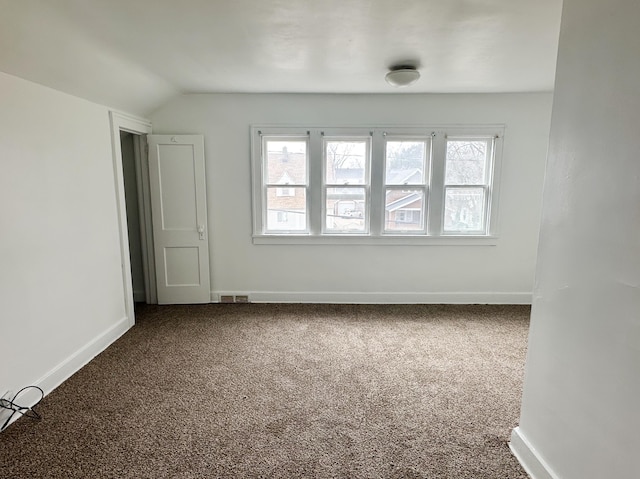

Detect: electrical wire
[0, 386, 44, 432]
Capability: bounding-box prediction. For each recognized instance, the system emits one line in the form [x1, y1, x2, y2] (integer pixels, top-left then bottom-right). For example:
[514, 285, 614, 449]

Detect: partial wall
[513, 0, 640, 477]
[151, 93, 552, 303]
[0, 72, 130, 421]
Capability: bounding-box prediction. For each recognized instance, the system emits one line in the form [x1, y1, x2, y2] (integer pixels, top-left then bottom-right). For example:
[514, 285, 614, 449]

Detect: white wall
[0, 72, 130, 409]
[510, 1, 640, 478]
[150, 93, 552, 303]
[0, 0, 177, 117]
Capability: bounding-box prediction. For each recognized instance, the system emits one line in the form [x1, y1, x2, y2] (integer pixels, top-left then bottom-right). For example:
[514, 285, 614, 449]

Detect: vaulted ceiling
[0, 0, 562, 116]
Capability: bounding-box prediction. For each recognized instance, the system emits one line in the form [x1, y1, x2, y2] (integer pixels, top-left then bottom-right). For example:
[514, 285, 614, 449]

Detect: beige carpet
[0, 304, 530, 478]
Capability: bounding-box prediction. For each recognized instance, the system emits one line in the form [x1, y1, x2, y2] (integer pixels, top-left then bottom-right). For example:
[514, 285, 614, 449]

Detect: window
[262, 136, 308, 233]
[395, 209, 420, 224]
[276, 187, 294, 197]
[276, 173, 295, 197]
[384, 138, 429, 233]
[252, 126, 502, 244]
[443, 138, 493, 234]
[324, 137, 370, 234]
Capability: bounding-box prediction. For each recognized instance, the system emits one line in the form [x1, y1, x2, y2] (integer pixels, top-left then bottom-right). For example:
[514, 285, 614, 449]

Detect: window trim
[322, 133, 372, 235]
[251, 125, 504, 245]
[382, 134, 431, 235]
[442, 135, 496, 235]
[258, 131, 310, 235]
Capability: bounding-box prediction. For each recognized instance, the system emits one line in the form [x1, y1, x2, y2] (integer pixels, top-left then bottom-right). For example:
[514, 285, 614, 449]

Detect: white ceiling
[0, 0, 562, 115]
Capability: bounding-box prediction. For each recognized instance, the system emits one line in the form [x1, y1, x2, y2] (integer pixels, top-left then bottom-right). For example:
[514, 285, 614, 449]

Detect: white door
[148, 135, 210, 304]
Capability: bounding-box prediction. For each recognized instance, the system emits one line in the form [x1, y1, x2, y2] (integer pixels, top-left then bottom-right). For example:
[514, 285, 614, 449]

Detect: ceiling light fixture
[385, 66, 420, 88]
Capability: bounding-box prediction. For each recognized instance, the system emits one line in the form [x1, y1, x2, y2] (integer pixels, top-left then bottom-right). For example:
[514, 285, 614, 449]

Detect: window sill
[252, 235, 498, 246]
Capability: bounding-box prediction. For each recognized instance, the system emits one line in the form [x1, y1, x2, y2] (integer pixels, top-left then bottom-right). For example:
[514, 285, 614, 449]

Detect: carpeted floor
[0, 304, 531, 479]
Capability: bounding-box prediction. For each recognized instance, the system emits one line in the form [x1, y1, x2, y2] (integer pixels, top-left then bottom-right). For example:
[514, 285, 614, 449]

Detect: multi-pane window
[263, 137, 308, 233]
[324, 137, 370, 234]
[384, 137, 430, 233]
[443, 138, 493, 234]
[252, 127, 502, 243]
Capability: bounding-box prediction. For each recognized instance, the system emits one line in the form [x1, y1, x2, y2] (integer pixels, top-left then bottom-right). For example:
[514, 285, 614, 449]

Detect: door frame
[110, 111, 153, 326]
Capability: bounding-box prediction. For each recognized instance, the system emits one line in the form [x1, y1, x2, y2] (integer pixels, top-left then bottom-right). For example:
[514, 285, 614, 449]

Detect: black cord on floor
[0, 386, 44, 432]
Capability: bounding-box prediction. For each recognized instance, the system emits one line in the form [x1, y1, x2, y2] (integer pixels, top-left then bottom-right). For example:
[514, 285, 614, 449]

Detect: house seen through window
[252, 127, 503, 243]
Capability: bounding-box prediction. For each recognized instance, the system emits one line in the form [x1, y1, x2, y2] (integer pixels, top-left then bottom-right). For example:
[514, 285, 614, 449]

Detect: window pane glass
[325, 140, 367, 184]
[265, 140, 307, 184]
[266, 187, 306, 231]
[445, 140, 489, 185]
[385, 189, 425, 232]
[385, 141, 427, 185]
[325, 187, 366, 232]
[443, 187, 486, 232]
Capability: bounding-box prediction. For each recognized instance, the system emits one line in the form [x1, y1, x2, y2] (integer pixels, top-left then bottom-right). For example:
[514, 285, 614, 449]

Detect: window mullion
[308, 130, 322, 235]
[483, 184, 491, 234]
[369, 130, 384, 236]
[428, 132, 446, 236]
[486, 136, 500, 236]
[256, 132, 267, 234]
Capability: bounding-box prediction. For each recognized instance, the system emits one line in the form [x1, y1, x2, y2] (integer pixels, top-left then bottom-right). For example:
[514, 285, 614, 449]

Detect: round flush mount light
[385, 66, 420, 87]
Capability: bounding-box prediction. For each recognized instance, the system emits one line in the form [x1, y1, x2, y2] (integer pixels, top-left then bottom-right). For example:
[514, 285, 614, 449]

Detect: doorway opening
[111, 114, 210, 316]
[119, 131, 156, 306]
[110, 112, 154, 326]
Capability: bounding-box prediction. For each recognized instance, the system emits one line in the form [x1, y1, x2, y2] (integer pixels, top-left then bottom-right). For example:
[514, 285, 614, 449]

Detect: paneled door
[147, 135, 210, 304]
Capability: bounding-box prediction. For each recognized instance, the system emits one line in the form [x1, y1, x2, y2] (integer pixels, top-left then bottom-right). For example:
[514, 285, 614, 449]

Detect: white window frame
[257, 130, 310, 235]
[322, 131, 372, 235]
[440, 135, 497, 236]
[382, 134, 431, 235]
[251, 126, 503, 245]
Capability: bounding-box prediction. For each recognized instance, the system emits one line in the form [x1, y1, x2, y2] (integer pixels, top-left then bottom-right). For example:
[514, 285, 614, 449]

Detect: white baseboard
[212, 291, 532, 304]
[37, 316, 131, 395]
[0, 316, 132, 433]
[510, 427, 559, 479]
